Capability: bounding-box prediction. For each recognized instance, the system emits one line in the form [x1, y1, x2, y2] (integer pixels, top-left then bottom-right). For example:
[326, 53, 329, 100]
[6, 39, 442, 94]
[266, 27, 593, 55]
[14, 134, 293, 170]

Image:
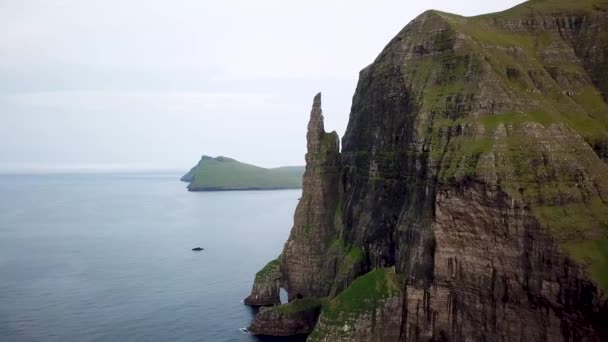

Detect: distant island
[181, 155, 304, 191]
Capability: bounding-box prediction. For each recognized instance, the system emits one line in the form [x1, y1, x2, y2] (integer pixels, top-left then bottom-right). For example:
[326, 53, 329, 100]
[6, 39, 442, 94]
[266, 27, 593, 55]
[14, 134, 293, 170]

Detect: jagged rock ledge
[248, 298, 324, 336]
[243, 259, 281, 306]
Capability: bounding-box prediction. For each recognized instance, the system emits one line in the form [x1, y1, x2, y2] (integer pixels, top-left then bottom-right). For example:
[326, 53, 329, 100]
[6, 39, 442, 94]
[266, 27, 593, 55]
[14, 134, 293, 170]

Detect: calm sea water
[0, 173, 301, 342]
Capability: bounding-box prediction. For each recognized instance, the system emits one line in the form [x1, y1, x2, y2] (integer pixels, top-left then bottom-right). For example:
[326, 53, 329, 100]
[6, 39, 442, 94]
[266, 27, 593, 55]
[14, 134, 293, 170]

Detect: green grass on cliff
[426, 2, 608, 145]
[478, 111, 556, 129]
[330, 238, 363, 270]
[313, 131, 340, 161]
[563, 239, 608, 294]
[327, 238, 365, 296]
[320, 267, 401, 322]
[184, 156, 304, 190]
[483, 0, 608, 18]
[534, 197, 608, 292]
[255, 259, 280, 282]
[274, 297, 326, 315]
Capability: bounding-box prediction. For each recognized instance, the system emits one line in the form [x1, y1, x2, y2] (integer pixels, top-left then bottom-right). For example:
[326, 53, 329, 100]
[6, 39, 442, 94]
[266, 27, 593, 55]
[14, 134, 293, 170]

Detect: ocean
[0, 173, 300, 342]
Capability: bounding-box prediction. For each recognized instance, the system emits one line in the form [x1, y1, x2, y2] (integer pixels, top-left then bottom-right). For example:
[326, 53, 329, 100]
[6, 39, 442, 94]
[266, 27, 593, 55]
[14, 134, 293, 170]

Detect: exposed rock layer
[245, 1, 608, 340]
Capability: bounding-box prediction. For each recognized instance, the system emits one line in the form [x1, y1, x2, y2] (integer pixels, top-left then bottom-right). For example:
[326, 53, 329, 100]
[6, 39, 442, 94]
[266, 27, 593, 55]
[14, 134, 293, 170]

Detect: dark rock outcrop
[248, 298, 323, 336]
[244, 259, 282, 306]
[245, 1, 608, 340]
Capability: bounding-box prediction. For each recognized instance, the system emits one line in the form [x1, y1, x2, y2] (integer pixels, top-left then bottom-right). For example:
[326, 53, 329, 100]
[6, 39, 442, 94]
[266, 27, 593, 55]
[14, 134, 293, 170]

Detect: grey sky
[0, 0, 526, 172]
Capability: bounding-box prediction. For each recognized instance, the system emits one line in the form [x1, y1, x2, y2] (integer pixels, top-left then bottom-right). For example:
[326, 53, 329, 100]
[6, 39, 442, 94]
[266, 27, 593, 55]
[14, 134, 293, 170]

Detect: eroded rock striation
[245, 1, 608, 340]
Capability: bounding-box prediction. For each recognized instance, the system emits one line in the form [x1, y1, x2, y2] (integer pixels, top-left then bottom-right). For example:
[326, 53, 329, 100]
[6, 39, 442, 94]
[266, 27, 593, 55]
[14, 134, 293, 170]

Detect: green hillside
[182, 155, 304, 191]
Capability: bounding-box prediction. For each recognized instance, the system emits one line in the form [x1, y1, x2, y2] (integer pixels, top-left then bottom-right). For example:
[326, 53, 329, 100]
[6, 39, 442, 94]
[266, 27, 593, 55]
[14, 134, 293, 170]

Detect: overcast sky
[0, 0, 526, 172]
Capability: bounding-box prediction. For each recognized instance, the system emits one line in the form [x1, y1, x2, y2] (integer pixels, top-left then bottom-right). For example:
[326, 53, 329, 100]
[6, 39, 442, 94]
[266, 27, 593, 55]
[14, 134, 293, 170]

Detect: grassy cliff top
[183, 155, 304, 191]
[481, 0, 608, 17]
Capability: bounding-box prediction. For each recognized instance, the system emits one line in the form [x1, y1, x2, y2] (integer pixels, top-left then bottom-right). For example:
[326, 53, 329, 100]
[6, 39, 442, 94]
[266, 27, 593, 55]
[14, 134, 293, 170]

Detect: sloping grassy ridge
[184, 156, 305, 190]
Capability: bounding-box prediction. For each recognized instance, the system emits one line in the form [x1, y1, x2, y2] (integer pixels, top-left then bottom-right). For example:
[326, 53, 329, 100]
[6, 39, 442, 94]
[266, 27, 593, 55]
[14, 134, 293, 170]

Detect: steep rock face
[334, 1, 608, 340]
[245, 1, 608, 340]
[418, 181, 605, 341]
[280, 92, 342, 300]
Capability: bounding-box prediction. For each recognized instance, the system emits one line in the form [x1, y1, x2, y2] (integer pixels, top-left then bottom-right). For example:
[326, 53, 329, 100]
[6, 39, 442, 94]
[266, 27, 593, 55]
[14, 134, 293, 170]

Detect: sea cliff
[245, 0, 608, 340]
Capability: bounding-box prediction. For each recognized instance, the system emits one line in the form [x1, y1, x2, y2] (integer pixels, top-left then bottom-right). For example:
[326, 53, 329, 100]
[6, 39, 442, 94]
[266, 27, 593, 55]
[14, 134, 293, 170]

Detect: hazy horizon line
[0, 161, 306, 174]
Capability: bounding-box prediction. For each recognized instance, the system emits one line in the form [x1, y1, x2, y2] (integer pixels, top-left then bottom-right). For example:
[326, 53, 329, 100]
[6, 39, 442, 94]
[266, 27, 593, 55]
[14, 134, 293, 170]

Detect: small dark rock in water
[192, 247, 204, 251]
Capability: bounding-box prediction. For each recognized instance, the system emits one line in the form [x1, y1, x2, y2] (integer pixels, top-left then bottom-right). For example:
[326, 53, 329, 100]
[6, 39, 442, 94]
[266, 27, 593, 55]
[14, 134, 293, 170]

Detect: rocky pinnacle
[307, 92, 325, 153]
[244, 92, 341, 335]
